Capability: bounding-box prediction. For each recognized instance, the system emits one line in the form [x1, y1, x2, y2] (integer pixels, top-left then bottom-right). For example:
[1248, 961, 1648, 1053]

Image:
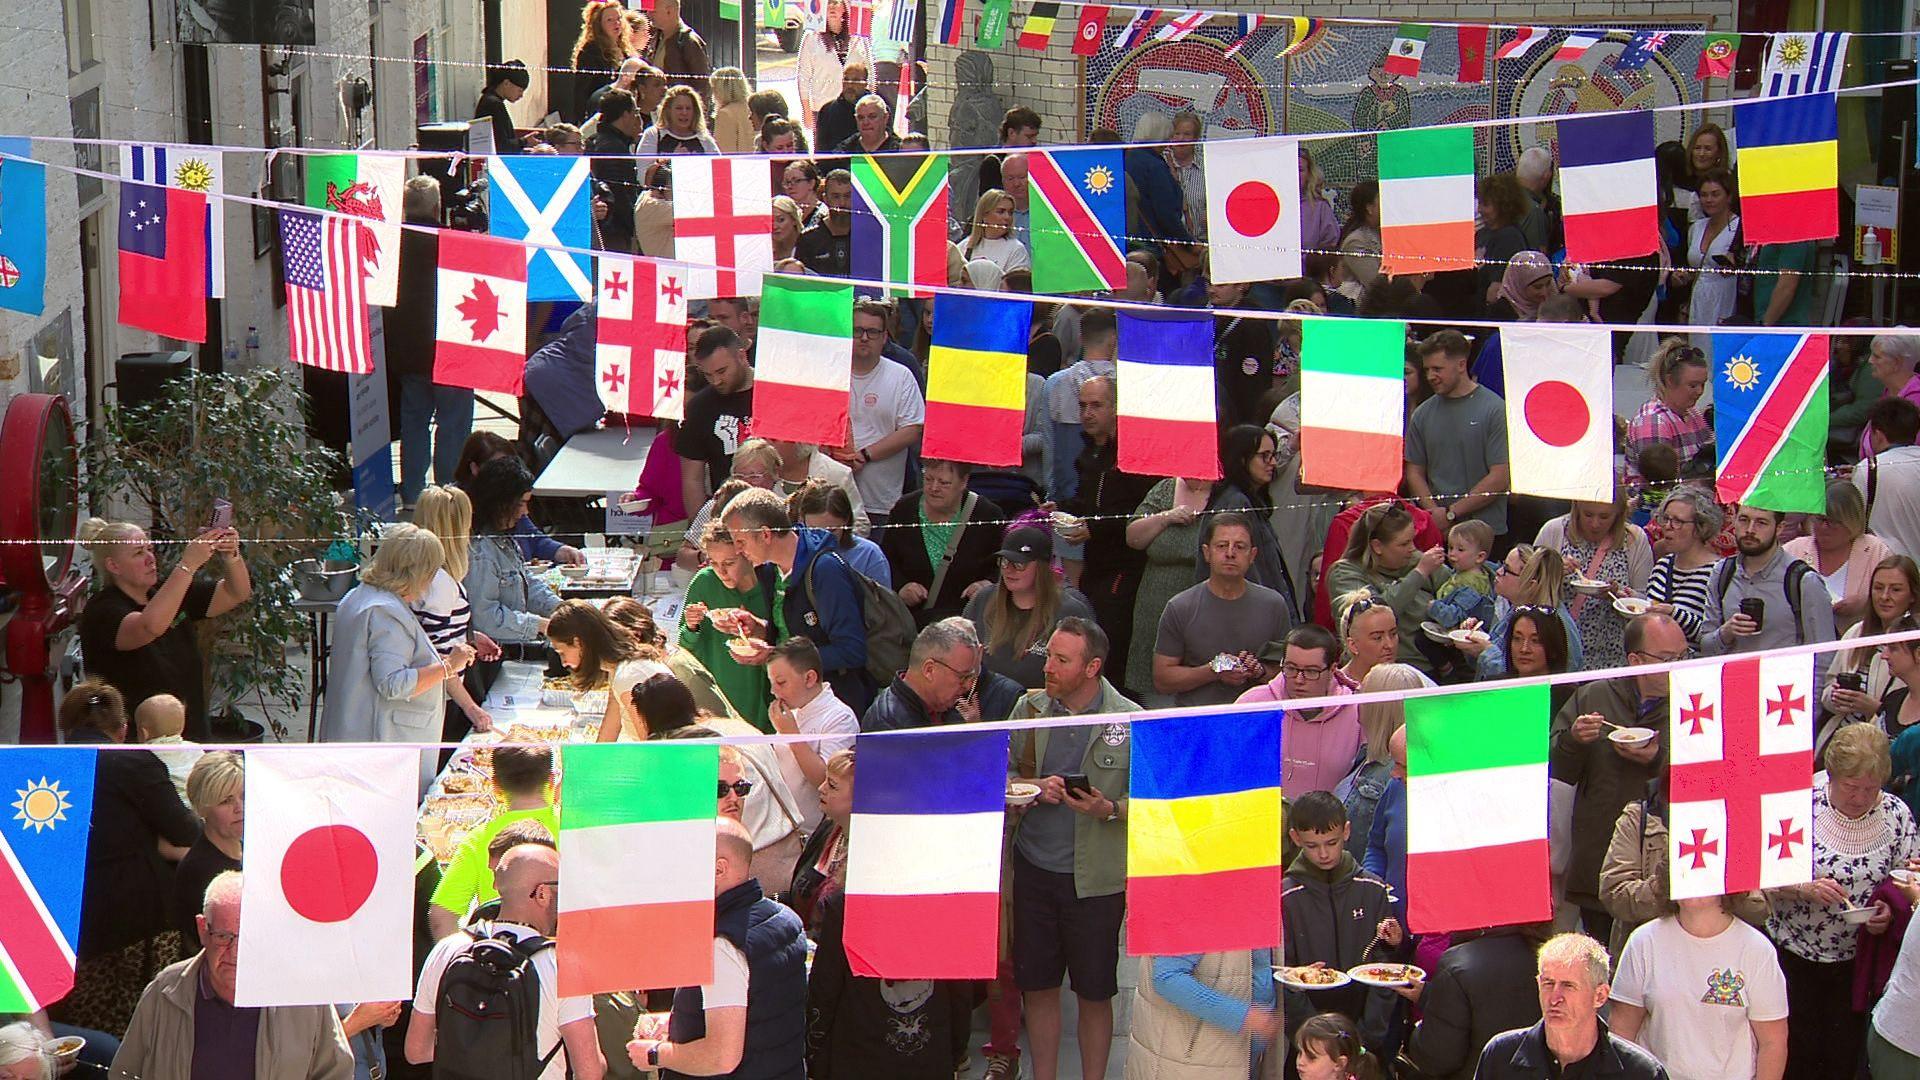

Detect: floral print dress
[1769, 789, 1920, 963]
[1562, 538, 1633, 670]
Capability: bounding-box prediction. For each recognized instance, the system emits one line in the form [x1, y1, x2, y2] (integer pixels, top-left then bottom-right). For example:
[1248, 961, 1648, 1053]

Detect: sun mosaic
[13, 778, 71, 833]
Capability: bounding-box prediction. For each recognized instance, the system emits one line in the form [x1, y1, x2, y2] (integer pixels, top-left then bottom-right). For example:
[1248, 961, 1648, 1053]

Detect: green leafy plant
[84, 368, 354, 736]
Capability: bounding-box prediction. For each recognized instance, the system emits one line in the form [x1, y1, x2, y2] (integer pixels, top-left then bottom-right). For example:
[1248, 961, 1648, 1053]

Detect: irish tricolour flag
[753, 274, 853, 447]
[1300, 318, 1405, 492]
[558, 743, 718, 995]
[1378, 127, 1475, 274]
[1405, 683, 1553, 933]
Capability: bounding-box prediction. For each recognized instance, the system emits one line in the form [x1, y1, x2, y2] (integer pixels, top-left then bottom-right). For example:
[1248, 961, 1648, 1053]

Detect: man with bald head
[628, 818, 807, 1077]
[115, 871, 356, 1078]
[408, 843, 605, 1079]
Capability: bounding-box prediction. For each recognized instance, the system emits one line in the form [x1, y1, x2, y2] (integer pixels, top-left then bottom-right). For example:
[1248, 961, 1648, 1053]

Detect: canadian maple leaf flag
[435, 231, 529, 394]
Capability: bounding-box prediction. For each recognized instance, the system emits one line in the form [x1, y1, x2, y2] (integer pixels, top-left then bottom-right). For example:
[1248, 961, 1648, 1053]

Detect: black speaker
[112, 351, 192, 410]
[1880, 59, 1915, 185]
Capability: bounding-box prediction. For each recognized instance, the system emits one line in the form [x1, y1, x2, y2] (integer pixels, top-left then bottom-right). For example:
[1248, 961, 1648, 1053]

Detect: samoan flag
[0, 138, 47, 316]
[0, 748, 96, 1012]
[1713, 332, 1830, 513]
[487, 156, 594, 302]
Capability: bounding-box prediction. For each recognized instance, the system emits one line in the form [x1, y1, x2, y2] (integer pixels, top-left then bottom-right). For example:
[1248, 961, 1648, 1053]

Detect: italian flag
[753, 274, 853, 446]
[1405, 683, 1554, 933]
[557, 743, 718, 996]
[1384, 23, 1430, 76]
[1378, 127, 1475, 274]
[303, 153, 404, 307]
[1300, 318, 1404, 492]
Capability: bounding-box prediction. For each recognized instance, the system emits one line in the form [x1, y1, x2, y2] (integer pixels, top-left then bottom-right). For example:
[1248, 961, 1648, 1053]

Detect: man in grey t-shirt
[1406, 329, 1511, 538]
[1152, 512, 1294, 707]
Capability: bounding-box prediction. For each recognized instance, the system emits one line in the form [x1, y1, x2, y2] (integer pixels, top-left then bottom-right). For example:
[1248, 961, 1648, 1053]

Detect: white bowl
[1006, 782, 1041, 807]
[1448, 628, 1491, 646]
[727, 638, 762, 659]
[48, 1036, 83, 1064]
[1613, 596, 1652, 617]
[1893, 869, 1917, 887]
[1608, 726, 1657, 747]
[1421, 621, 1453, 643]
[1843, 906, 1877, 925]
[1569, 577, 1611, 595]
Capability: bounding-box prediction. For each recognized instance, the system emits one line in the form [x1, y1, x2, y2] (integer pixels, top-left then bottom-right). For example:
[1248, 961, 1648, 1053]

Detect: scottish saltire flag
[850, 154, 949, 298]
[1763, 32, 1850, 96]
[0, 138, 47, 316]
[121, 144, 224, 298]
[487, 156, 593, 302]
[0, 748, 96, 1012]
[1116, 310, 1219, 479]
[1713, 333, 1830, 513]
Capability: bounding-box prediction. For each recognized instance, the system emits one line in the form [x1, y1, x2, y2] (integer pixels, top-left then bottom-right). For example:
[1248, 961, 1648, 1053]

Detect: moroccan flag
[925, 293, 1032, 466]
[1128, 707, 1283, 955]
[1017, 0, 1059, 48]
[118, 182, 208, 342]
[1503, 326, 1614, 503]
[1116, 310, 1219, 479]
[1669, 656, 1815, 899]
[1406, 683, 1553, 934]
[1456, 25, 1488, 83]
[305, 153, 404, 306]
[1559, 110, 1658, 263]
[1378, 127, 1475, 274]
[1735, 93, 1839, 245]
[1713, 333, 1829, 512]
[1697, 33, 1738, 78]
[435, 231, 528, 395]
[0, 748, 96, 1012]
[850, 153, 950, 298]
[1384, 24, 1430, 76]
[1029, 149, 1128, 293]
[1300, 318, 1405, 492]
[1071, 5, 1108, 55]
[754, 274, 852, 446]
[558, 743, 719, 995]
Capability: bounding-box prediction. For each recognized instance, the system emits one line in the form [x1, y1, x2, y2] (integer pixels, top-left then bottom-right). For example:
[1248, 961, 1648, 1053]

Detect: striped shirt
[1626, 399, 1713, 483]
[1646, 554, 1715, 641]
[412, 569, 473, 654]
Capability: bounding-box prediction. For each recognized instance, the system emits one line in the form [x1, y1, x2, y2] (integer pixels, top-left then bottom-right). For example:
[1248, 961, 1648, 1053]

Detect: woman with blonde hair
[637, 84, 719, 154]
[600, 595, 742, 724]
[1535, 489, 1654, 669]
[1453, 544, 1586, 678]
[1327, 502, 1447, 674]
[411, 484, 497, 742]
[1786, 479, 1892, 633]
[1626, 338, 1713, 483]
[1822, 555, 1920, 737]
[323, 524, 474, 790]
[771, 194, 804, 262]
[569, 0, 636, 122]
[546, 599, 670, 743]
[710, 65, 755, 151]
[171, 751, 245, 940]
[960, 188, 1032, 277]
[1340, 662, 1424, 847]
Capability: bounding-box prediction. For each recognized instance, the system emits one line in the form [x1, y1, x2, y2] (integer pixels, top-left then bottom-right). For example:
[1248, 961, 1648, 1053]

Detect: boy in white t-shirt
[134, 695, 202, 805]
[765, 636, 860, 831]
[1610, 895, 1789, 1080]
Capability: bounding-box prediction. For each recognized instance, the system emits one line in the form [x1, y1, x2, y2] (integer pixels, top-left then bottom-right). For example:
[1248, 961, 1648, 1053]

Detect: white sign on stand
[605, 491, 655, 536]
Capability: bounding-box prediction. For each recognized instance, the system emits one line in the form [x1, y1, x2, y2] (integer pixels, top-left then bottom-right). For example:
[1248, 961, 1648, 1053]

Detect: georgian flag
[597, 256, 689, 421]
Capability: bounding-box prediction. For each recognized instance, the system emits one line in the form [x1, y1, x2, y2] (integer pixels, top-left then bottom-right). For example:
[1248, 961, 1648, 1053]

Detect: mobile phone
[1837, 671, 1867, 693]
[207, 498, 233, 530]
[1063, 774, 1092, 797]
[1712, 253, 1736, 268]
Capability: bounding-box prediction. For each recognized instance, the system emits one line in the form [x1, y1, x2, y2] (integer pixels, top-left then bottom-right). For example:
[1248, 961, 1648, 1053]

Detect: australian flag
[1614, 30, 1668, 72]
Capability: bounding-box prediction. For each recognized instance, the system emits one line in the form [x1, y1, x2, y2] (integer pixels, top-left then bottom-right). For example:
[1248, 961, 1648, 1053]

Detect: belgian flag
[1017, 1, 1059, 49]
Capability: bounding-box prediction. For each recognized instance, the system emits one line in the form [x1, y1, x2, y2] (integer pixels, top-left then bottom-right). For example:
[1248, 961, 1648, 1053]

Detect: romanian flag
[1129, 707, 1284, 955]
[1017, 0, 1059, 49]
[1735, 92, 1838, 245]
[925, 294, 1033, 466]
[1116, 310, 1220, 479]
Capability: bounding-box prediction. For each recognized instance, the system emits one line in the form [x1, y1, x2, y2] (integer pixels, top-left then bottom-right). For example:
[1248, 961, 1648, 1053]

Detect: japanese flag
[1502, 325, 1613, 503]
[1205, 137, 1301, 284]
[236, 748, 419, 1006]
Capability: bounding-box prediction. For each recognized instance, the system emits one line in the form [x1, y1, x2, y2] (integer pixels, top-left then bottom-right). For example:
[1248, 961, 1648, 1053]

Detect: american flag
[278, 209, 373, 375]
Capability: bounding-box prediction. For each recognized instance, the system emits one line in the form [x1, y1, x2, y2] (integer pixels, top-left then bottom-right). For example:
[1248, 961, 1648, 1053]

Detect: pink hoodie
[1237, 673, 1364, 796]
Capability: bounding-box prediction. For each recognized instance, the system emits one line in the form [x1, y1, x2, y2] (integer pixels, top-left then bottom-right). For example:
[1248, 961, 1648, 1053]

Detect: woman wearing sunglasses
[1625, 338, 1713, 484]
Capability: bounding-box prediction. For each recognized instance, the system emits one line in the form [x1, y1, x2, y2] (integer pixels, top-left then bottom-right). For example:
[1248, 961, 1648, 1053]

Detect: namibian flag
[1029, 149, 1127, 293]
[850, 153, 950, 299]
[0, 748, 97, 1011]
[1116, 310, 1220, 479]
[926, 294, 1032, 466]
[1714, 333, 1830, 513]
[1129, 708, 1283, 955]
[1735, 93, 1838, 245]
[1017, 0, 1059, 48]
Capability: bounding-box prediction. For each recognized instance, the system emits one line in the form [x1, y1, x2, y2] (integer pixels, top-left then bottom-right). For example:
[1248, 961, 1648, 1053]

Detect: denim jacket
[463, 533, 561, 643]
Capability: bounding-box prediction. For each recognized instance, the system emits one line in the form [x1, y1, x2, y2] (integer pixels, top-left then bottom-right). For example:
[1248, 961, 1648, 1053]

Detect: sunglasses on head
[1513, 604, 1558, 617]
[718, 780, 754, 798]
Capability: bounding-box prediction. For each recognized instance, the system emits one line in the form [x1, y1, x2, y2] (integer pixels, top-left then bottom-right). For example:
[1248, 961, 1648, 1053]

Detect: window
[62, 0, 100, 75]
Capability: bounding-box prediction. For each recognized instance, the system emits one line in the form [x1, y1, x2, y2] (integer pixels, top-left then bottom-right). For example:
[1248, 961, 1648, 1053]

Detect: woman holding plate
[1534, 491, 1653, 671]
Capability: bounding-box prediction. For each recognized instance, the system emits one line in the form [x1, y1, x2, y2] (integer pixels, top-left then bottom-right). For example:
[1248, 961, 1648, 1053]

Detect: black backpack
[432, 925, 562, 1080]
[1712, 556, 1813, 644]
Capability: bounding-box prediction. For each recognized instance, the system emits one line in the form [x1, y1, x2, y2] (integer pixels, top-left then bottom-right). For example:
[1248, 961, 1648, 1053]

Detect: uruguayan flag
[1762, 31, 1850, 96]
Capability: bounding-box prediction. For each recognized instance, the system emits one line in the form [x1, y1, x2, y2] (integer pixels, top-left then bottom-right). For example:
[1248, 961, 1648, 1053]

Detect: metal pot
[291, 558, 357, 603]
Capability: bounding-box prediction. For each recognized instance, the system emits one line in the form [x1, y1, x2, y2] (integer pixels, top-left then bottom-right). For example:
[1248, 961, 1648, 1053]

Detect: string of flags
[0, 653, 1823, 1007]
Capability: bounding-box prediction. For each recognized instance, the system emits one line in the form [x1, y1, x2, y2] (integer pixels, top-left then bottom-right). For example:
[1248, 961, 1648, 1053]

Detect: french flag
[1553, 30, 1602, 60]
[1559, 110, 1659, 264]
[1117, 310, 1222, 480]
[843, 730, 1008, 979]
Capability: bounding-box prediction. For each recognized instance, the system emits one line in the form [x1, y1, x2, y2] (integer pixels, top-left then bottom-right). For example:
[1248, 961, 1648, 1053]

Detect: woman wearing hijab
[1487, 251, 1558, 321]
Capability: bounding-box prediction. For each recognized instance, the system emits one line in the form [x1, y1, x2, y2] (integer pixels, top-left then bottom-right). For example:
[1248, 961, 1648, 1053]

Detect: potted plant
[85, 368, 353, 739]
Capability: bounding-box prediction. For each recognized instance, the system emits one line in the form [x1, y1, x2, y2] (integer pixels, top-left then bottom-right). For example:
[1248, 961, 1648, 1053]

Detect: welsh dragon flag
[304, 153, 405, 306]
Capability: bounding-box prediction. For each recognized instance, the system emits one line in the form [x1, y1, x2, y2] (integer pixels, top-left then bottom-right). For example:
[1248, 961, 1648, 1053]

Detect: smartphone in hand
[208, 498, 233, 530]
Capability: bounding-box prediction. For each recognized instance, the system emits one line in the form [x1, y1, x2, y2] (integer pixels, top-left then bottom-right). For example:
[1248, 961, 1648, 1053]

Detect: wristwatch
[648, 1044, 662, 1067]
[859, 448, 872, 463]
[1103, 802, 1120, 823]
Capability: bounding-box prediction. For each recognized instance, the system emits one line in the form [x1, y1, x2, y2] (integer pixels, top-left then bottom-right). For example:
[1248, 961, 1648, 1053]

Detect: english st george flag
[1206, 137, 1301, 284]
[598, 255, 689, 421]
[435, 231, 529, 395]
[676, 157, 775, 299]
[1669, 656, 1815, 900]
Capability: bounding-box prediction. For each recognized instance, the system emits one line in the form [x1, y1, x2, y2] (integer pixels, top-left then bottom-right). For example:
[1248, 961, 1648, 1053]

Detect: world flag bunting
[676, 157, 775, 300]
[1300, 318, 1405, 492]
[1129, 708, 1283, 955]
[1028, 150, 1127, 293]
[1713, 333, 1830, 512]
[118, 181, 208, 342]
[1762, 31, 1849, 96]
[597, 256, 690, 422]
[754, 274, 853, 445]
[1221, 14, 1265, 56]
[1277, 16, 1321, 56]
[1456, 25, 1488, 83]
[1552, 30, 1602, 60]
[559, 743, 718, 994]
[237, 748, 417, 1006]
[1384, 24, 1430, 76]
[1155, 10, 1209, 41]
[1017, 1, 1059, 49]
[1615, 30, 1669, 71]
[1559, 110, 1658, 263]
[1206, 137, 1301, 283]
[434, 231, 528, 395]
[1116, 310, 1219, 479]
[1406, 682, 1553, 933]
[488, 156, 594, 302]
[1115, 8, 1163, 49]
[0, 748, 95, 1012]
[278, 209, 373, 375]
[1502, 326, 1614, 502]
[1072, 5, 1108, 54]
[1734, 93, 1839, 245]
[0, 140, 48, 316]
[936, 0, 967, 45]
[845, 729, 1009, 978]
[121, 144, 224, 298]
[1378, 127, 1475, 274]
[306, 153, 403, 307]
[1669, 656, 1815, 900]
[976, 0, 1010, 47]
[1698, 33, 1739, 78]
[925, 293, 1032, 466]
[850, 153, 950, 298]
[1495, 26, 1548, 60]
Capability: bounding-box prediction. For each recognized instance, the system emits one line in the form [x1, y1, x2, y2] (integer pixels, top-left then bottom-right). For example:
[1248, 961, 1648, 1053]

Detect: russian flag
[935, 0, 968, 45]
[843, 730, 1008, 979]
[1116, 310, 1221, 480]
[1559, 110, 1658, 264]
